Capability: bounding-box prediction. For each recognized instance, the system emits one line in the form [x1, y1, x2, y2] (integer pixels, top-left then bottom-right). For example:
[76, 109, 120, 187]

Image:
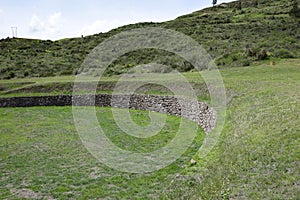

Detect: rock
[190, 159, 197, 165]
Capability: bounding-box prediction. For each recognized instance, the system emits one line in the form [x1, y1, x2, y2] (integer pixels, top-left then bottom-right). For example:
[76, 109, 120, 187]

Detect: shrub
[232, 55, 238, 62]
[290, 0, 300, 18]
[274, 49, 295, 58]
[257, 49, 268, 60]
[23, 71, 29, 77]
[8, 72, 15, 79]
[239, 58, 251, 67]
[245, 48, 268, 60]
[3, 72, 15, 79]
[60, 70, 73, 76]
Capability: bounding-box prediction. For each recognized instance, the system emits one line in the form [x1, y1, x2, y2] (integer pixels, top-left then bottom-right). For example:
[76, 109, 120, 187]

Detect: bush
[23, 71, 29, 77]
[232, 55, 238, 62]
[245, 48, 268, 60]
[257, 49, 268, 60]
[290, 0, 300, 18]
[8, 72, 15, 79]
[60, 70, 73, 76]
[274, 49, 295, 58]
[239, 58, 251, 67]
[3, 72, 15, 79]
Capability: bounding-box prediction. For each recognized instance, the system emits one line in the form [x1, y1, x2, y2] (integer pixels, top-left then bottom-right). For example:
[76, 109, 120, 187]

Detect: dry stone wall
[0, 94, 216, 133]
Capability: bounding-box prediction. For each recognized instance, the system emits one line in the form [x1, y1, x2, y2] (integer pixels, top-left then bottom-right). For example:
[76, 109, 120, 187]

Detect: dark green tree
[213, 0, 217, 7]
[290, 0, 300, 17]
[237, 0, 242, 10]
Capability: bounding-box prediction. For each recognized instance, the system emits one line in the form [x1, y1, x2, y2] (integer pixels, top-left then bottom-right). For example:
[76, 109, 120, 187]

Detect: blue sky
[0, 0, 234, 40]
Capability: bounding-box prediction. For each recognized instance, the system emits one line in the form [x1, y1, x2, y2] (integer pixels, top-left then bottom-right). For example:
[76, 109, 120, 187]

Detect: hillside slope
[0, 0, 299, 79]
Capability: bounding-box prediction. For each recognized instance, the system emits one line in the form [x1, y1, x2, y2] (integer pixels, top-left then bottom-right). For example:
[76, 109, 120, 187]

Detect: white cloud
[82, 20, 108, 35]
[0, 9, 3, 14]
[29, 12, 63, 34]
[48, 12, 62, 33]
[29, 15, 45, 33]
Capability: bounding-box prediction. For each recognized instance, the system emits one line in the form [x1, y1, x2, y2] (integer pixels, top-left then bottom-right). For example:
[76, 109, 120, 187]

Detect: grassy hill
[0, 0, 299, 79]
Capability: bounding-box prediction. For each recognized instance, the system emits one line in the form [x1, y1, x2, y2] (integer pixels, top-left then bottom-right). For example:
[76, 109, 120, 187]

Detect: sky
[0, 0, 234, 40]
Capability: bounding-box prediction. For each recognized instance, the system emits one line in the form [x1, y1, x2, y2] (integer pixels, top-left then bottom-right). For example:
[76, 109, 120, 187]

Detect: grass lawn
[0, 107, 204, 199]
[167, 59, 300, 199]
[0, 59, 299, 199]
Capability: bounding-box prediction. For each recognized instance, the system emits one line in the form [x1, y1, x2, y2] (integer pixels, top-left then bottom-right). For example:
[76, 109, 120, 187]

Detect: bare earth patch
[10, 188, 42, 199]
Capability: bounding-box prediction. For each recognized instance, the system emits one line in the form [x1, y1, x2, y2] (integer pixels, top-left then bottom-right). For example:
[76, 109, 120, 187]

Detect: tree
[237, 0, 242, 10]
[213, 0, 217, 7]
[290, 0, 300, 17]
[253, 0, 259, 7]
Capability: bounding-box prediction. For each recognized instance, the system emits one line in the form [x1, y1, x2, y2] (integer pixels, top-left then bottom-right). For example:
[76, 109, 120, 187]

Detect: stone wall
[0, 94, 216, 133]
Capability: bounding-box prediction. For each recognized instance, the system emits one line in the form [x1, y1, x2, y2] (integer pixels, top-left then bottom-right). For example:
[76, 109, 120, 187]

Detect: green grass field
[0, 59, 299, 199]
[0, 107, 204, 199]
